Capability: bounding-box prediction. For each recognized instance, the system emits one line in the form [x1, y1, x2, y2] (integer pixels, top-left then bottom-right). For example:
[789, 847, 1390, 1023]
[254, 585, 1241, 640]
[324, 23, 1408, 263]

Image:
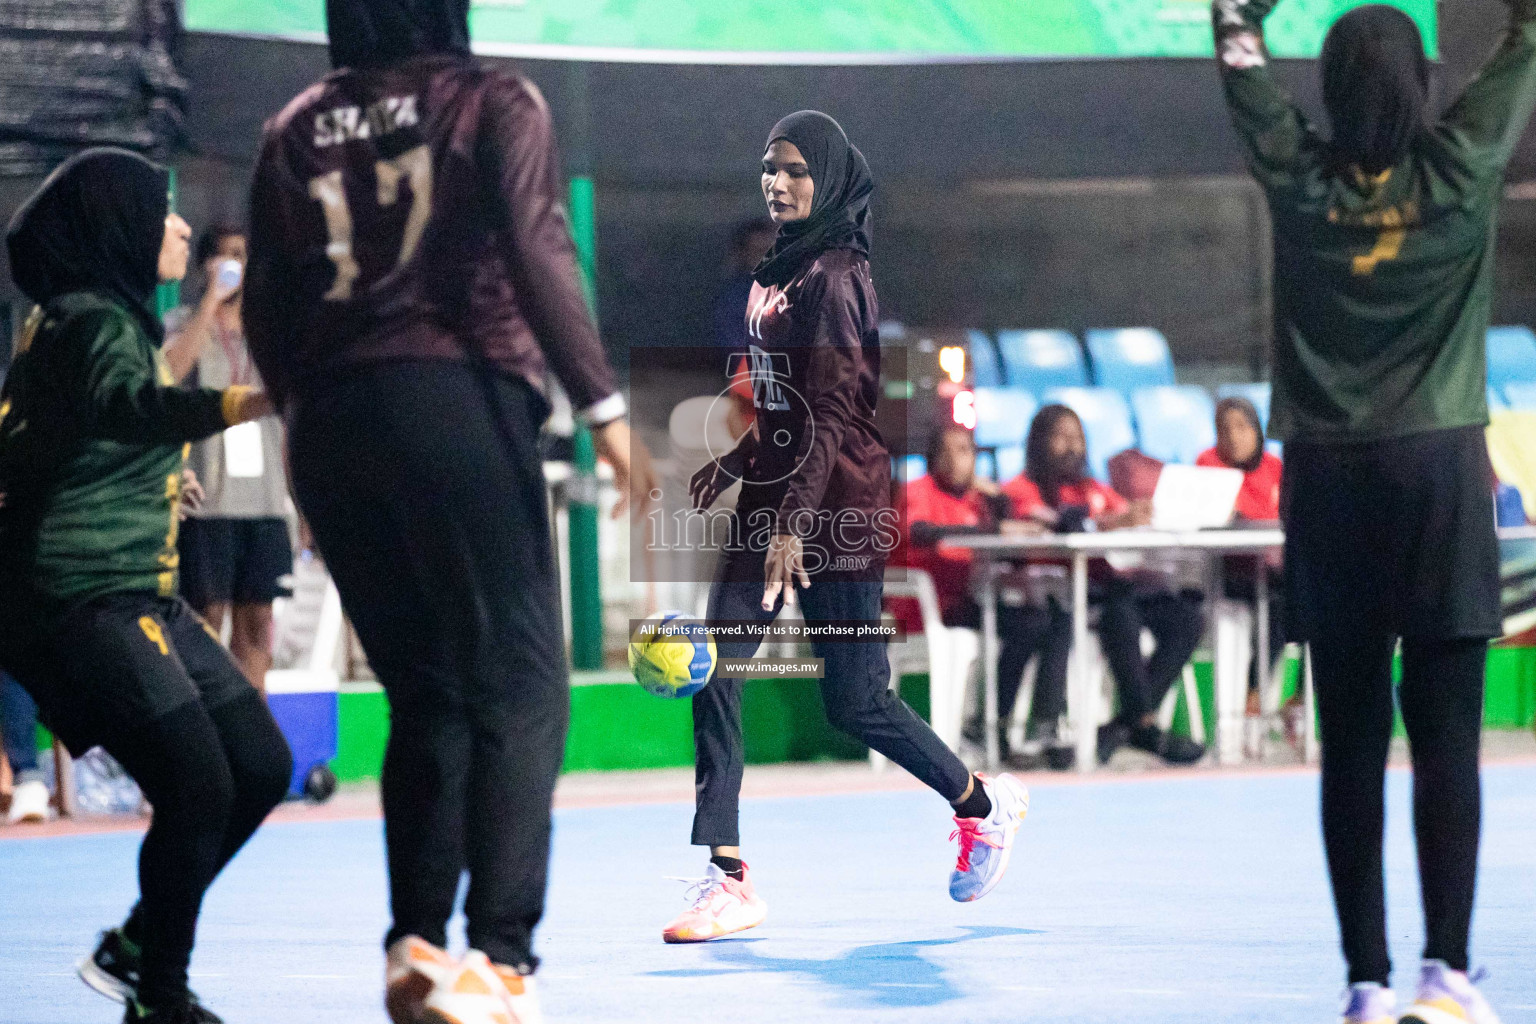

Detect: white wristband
[578, 392, 627, 427]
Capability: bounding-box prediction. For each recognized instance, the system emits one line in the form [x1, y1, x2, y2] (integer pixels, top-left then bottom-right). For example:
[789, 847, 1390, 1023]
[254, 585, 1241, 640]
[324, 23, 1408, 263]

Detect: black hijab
[1321, 5, 1430, 176]
[1215, 396, 1265, 474]
[752, 110, 873, 288]
[6, 147, 170, 344]
[327, 0, 471, 70]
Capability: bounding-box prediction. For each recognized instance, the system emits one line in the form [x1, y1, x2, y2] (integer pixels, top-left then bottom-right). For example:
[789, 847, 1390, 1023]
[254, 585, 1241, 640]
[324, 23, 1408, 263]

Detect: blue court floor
[2, 763, 1534, 1024]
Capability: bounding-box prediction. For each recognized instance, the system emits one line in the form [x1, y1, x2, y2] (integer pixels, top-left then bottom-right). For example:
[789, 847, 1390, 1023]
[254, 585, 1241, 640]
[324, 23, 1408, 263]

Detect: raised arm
[1440, 0, 1536, 176]
[72, 307, 266, 444]
[479, 75, 625, 427]
[1213, 0, 1318, 191]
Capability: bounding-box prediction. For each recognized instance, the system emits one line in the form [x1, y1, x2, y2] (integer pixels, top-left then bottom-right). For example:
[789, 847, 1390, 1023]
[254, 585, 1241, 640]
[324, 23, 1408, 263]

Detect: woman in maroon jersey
[672, 111, 1029, 944]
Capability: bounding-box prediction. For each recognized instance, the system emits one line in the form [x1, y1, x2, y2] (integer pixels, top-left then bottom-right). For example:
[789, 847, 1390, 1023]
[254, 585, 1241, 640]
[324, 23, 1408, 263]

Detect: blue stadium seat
[972, 387, 1038, 450]
[879, 321, 908, 341]
[899, 454, 927, 480]
[993, 444, 1025, 483]
[1131, 386, 1217, 465]
[966, 329, 1004, 387]
[1486, 326, 1536, 391]
[1216, 382, 1273, 428]
[1499, 382, 1536, 411]
[1490, 385, 1512, 411]
[1043, 386, 1138, 482]
[1086, 328, 1176, 394]
[996, 329, 1089, 391]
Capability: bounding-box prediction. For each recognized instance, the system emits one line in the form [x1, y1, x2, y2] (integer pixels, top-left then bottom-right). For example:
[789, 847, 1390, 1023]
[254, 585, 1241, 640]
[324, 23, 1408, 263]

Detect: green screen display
[185, 0, 1437, 62]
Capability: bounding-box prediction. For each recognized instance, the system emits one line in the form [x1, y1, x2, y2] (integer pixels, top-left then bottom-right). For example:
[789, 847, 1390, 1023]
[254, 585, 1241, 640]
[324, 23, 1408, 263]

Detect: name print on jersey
[314, 95, 420, 149]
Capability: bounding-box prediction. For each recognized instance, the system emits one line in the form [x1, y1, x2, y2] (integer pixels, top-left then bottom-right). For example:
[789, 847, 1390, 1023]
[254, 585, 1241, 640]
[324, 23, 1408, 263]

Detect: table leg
[1210, 553, 1241, 766]
[981, 563, 1000, 771]
[1071, 552, 1094, 774]
[1255, 557, 1271, 712]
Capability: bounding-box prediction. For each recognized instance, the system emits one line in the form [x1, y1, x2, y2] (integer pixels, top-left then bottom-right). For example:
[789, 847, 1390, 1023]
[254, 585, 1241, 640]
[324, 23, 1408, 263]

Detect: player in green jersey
[0, 149, 292, 1024]
[1217, 2, 1536, 1022]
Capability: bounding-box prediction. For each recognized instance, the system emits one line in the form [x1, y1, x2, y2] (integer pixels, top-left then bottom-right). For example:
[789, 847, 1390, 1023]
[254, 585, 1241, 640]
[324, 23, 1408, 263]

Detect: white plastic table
[941, 528, 1285, 773]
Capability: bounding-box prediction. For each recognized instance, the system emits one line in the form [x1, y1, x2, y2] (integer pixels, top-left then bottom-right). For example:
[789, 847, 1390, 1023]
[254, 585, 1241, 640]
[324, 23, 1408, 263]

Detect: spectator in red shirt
[1197, 397, 1294, 733]
[902, 425, 1073, 769]
[1004, 405, 1206, 765]
[1197, 396, 1282, 521]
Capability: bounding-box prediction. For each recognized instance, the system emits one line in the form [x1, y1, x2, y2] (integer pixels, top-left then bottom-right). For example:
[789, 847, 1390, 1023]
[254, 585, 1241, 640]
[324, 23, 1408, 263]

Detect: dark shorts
[1282, 425, 1501, 641]
[1, 593, 258, 756]
[179, 516, 293, 608]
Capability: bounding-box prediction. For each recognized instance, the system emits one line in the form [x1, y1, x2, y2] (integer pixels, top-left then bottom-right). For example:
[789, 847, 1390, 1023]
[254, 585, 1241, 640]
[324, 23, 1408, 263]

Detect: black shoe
[79, 928, 140, 1004]
[1096, 721, 1132, 765]
[1043, 743, 1076, 772]
[1129, 724, 1206, 765]
[123, 997, 224, 1024]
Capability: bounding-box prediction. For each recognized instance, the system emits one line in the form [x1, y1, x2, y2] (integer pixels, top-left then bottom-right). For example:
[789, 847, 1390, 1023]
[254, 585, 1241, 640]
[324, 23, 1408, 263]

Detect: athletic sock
[710, 855, 744, 881]
[952, 778, 992, 820]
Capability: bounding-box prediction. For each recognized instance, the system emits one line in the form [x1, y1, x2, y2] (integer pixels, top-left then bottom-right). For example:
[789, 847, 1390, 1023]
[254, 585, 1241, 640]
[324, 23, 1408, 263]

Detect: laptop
[1150, 464, 1245, 531]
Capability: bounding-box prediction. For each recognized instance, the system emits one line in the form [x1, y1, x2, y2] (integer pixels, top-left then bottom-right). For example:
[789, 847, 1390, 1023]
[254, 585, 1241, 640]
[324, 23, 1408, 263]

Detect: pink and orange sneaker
[385, 936, 457, 1024]
[661, 862, 768, 944]
[421, 950, 543, 1024]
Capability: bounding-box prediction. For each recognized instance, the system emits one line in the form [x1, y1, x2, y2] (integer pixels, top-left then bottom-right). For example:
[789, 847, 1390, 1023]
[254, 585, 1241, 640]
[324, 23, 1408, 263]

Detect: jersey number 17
[307, 145, 433, 301]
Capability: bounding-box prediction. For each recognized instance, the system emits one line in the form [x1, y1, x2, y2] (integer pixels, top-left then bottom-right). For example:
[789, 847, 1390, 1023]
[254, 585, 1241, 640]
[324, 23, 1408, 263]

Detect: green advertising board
[185, 0, 1437, 63]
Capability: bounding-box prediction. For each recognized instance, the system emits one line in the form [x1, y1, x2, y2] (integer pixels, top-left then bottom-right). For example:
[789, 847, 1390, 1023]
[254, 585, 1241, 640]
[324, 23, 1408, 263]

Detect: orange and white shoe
[421, 950, 542, 1024]
[385, 936, 457, 1024]
[661, 862, 768, 944]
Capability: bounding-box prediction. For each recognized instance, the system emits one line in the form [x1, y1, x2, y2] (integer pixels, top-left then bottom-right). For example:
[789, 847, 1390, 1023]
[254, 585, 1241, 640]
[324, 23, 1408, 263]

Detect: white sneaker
[6, 779, 50, 824]
[385, 936, 456, 1024]
[422, 950, 541, 1024]
[661, 862, 768, 943]
[1399, 961, 1502, 1024]
[1339, 982, 1396, 1023]
[948, 773, 1029, 903]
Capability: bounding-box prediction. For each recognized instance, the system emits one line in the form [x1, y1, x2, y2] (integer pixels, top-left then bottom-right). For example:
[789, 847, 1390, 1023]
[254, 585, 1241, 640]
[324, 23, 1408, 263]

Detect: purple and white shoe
[1339, 982, 1395, 1024]
[947, 773, 1028, 903]
[1398, 961, 1502, 1024]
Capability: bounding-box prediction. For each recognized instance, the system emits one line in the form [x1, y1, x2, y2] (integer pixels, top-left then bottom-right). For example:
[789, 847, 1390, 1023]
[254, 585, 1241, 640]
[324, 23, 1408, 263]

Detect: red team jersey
[1195, 448, 1283, 521]
[245, 54, 620, 422]
[896, 474, 995, 623]
[1001, 475, 1128, 521]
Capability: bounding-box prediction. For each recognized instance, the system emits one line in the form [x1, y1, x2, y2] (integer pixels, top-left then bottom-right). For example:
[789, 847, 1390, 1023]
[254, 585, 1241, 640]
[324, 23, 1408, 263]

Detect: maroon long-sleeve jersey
[244, 53, 623, 424]
[734, 248, 894, 576]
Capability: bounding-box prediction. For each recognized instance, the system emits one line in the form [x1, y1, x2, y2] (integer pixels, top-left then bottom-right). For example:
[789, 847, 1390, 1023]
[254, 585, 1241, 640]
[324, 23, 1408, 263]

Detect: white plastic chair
[878, 567, 977, 769]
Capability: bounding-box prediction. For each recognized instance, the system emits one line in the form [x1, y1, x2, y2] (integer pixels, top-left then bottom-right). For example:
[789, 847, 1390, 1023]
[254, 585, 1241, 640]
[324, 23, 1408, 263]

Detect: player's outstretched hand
[762, 532, 810, 611]
[689, 447, 747, 511]
[593, 418, 657, 522]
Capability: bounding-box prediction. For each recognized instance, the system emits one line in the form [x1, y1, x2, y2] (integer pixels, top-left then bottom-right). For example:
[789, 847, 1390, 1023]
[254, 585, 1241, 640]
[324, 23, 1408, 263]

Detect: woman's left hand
[762, 533, 810, 611]
[178, 469, 205, 521]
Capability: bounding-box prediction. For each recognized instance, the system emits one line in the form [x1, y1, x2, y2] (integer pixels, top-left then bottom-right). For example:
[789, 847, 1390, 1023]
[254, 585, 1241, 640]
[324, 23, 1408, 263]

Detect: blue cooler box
[265, 670, 339, 798]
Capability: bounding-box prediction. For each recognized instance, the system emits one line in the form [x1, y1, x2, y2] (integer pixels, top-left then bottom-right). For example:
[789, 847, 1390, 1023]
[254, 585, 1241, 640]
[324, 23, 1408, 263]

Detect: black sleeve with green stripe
[67, 306, 231, 445]
[1212, 0, 1322, 194]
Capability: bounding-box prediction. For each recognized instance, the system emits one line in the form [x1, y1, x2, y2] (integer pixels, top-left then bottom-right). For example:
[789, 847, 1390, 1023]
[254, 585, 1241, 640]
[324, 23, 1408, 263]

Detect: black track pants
[289, 361, 567, 973]
[1310, 635, 1486, 985]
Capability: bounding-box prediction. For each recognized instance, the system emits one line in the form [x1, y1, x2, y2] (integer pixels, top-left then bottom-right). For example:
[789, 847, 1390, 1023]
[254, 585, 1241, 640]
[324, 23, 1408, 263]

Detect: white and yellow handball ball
[628, 610, 716, 699]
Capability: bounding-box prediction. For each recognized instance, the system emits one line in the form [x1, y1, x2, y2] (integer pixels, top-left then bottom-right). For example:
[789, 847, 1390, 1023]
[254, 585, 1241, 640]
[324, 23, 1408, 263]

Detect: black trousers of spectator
[1098, 580, 1205, 724]
[950, 598, 1073, 729]
[692, 555, 973, 848]
[1311, 635, 1486, 986]
[289, 361, 568, 973]
[7, 594, 291, 1008]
